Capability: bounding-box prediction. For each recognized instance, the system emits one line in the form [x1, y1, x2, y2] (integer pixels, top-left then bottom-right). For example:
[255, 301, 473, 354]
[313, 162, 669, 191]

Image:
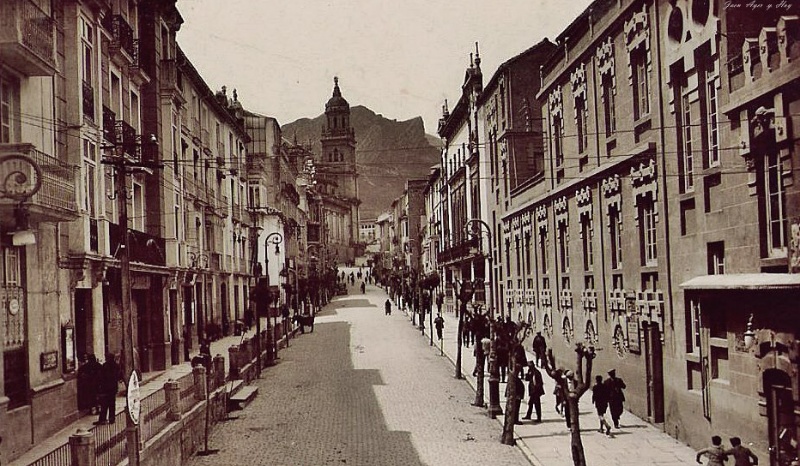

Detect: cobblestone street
[185, 283, 530, 466]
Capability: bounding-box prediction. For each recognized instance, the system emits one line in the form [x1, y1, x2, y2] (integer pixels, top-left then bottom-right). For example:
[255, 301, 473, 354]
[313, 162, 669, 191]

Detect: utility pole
[101, 131, 158, 466]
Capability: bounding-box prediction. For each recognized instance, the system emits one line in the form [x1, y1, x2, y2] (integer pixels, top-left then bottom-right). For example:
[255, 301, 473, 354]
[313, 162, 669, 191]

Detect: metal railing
[15, 145, 78, 215]
[139, 387, 169, 444]
[109, 15, 135, 58]
[178, 372, 200, 413]
[82, 80, 94, 121]
[27, 440, 70, 466]
[93, 409, 128, 466]
[0, 0, 56, 70]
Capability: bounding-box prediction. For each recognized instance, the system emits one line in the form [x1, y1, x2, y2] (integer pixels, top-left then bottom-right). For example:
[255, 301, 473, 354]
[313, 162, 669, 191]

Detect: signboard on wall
[627, 314, 641, 353]
[40, 351, 58, 371]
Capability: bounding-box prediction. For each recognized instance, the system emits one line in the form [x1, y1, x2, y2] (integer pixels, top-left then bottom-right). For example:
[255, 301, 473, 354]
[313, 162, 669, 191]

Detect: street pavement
[185, 277, 531, 466]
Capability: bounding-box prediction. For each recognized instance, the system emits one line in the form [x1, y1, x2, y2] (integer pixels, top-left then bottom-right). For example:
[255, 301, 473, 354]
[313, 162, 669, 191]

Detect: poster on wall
[627, 314, 641, 353]
[62, 323, 76, 373]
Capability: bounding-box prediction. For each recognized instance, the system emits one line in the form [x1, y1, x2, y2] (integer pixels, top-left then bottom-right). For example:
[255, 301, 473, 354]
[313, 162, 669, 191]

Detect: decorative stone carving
[548, 86, 563, 118]
[624, 4, 652, 85]
[631, 159, 659, 226]
[570, 63, 588, 123]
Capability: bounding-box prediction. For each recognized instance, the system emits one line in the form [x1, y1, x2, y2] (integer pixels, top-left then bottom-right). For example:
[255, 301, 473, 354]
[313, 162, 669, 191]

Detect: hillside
[282, 106, 441, 219]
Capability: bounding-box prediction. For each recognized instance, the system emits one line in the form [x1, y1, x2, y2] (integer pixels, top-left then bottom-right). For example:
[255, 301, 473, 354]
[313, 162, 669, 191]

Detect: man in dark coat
[434, 313, 444, 340]
[384, 298, 392, 316]
[604, 369, 627, 428]
[592, 375, 612, 435]
[95, 352, 121, 425]
[522, 362, 544, 422]
[531, 331, 547, 367]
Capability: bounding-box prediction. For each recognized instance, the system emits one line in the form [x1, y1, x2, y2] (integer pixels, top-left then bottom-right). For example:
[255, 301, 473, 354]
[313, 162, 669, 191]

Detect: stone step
[228, 385, 258, 410]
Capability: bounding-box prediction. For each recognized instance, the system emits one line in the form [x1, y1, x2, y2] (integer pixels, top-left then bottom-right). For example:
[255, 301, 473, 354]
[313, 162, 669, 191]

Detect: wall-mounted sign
[40, 351, 58, 371]
[627, 315, 641, 353]
[62, 323, 76, 373]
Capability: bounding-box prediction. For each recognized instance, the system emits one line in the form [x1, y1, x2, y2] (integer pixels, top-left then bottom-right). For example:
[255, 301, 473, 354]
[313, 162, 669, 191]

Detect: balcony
[0, 0, 56, 76]
[109, 222, 166, 266]
[116, 120, 137, 158]
[436, 237, 478, 265]
[159, 59, 183, 96]
[107, 15, 136, 60]
[102, 106, 116, 142]
[0, 143, 78, 223]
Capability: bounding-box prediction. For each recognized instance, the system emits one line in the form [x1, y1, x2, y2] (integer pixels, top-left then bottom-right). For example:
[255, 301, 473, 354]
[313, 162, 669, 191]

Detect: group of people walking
[696, 435, 759, 466]
[590, 369, 627, 435]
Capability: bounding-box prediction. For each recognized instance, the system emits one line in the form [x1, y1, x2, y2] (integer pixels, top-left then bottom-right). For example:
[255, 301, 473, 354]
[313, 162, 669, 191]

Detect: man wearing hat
[604, 369, 627, 428]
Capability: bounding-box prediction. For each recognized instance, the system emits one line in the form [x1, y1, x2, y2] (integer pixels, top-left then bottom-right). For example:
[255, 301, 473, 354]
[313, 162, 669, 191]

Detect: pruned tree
[542, 343, 596, 466]
[501, 319, 532, 445]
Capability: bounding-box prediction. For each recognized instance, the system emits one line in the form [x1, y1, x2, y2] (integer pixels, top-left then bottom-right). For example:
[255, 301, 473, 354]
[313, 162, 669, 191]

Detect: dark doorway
[643, 322, 665, 423]
[169, 289, 179, 365]
[74, 289, 91, 358]
[764, 369, 797, 466]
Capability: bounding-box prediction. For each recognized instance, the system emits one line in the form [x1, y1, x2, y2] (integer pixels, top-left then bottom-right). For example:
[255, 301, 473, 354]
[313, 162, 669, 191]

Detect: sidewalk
[394, 293, 697, 466]
[9, 319, 291, 466]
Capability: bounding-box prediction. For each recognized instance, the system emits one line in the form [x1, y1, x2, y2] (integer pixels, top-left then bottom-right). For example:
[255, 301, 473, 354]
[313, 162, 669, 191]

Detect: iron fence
[28, 440, 70, 466]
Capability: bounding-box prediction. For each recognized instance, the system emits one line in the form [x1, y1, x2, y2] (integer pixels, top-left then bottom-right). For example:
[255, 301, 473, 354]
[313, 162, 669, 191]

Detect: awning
[680, 273, 800, 291]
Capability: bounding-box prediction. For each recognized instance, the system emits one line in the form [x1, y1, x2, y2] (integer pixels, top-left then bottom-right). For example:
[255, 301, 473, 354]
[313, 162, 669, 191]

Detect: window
[553, 116, 564, 167]
[681, 93, 695, 192]
[764, 151, 788, 258]
[686, 300, 701, 354]
[248, 182, 260, 209]
[706, 70, 720, 167]
[505, 239, 511, 275]
[632, 48, 650, 120]
[110, 72, 121, 115]
[707, 241, 724, 274]
[83, 140, 97, 216]
[174, 193, 180, 239]
[602, 75, 616, 136]
[524, 234, 531, 276]
[132, 181, 144, 231]
[130, 91, 140, 133]
[609, 206, 622, 269]
[581, 216, 593, 271]
[558, 222, 569, 272]
[576, 97, 589, 153]
[0, 76, 18, 143]
[639, 196, 657, 266]
[538, 228, 548, 274]
[80, 17, 93, 83]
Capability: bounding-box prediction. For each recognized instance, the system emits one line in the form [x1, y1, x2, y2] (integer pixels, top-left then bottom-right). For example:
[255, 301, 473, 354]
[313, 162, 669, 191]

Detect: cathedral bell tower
[319, 77, 360, 259]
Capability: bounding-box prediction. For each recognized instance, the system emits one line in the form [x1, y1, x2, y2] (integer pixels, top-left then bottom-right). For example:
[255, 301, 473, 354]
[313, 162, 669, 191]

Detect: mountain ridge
[282, 105, 441, 220]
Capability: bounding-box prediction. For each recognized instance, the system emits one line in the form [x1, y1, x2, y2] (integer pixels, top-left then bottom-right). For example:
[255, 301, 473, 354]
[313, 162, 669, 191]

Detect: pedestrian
[434, 312, 444, 339]
[384, 298, 392, 316]
[697, 435, 729, 466]
[604, 369, 626, 428]
[78, 353, 101, 414]
[532, 331, 547, 368]
[725, 437, 758, 466]
[462, 315, 471, 348]
[591, 375, 612, 435]
[94, 352, 121, 425]
[496, 333, 509, 383]
[553, 371, 566, 416]
[505, 370, 525, 425]
[360, 281, 366, 294]
[522, 361, 544, 422]
[436, 292, 443, 314]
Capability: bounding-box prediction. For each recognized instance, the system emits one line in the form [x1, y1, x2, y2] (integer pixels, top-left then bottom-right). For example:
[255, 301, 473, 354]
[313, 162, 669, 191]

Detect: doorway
[643, 322, 665, 423]
[764, 369, 797, 466]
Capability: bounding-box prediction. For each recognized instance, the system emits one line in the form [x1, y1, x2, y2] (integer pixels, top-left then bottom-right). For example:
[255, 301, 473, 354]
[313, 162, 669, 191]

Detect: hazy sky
[177, 0, 593, 135]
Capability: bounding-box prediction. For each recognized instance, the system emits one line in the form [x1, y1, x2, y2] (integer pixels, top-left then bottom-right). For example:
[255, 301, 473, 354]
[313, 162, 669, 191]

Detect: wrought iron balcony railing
[0, 143, 78, 221]
[0, 0, 56, 76]
[82, 80, 95, 122]
[109, 15, 135, 59]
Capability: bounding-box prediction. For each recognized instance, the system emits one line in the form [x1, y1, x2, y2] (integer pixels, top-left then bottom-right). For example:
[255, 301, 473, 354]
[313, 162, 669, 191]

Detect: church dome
[325, 77, 349, 112]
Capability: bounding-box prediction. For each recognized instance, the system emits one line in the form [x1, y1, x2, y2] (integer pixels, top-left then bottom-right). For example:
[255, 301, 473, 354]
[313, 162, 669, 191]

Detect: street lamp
[465, 218, 502, 418]
[264, 232, 283, 364]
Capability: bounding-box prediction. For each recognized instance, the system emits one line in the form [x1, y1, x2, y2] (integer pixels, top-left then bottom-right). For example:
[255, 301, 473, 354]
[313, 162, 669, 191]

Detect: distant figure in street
[77, 353, 101, 414]
[725, 437, 758, 466]
[591, 375, 612, 435]
[697, 435, 728, 466]
[436, 293, 443, 314]
[360, 281, 366, 294]
[95, 352, 121, 425]
[384, 298, 392, 316]
[434, 313, 444, 340]
[604, 369, 627, 428]
[532, 331, 547, 368]
[522, 361, 544, 422]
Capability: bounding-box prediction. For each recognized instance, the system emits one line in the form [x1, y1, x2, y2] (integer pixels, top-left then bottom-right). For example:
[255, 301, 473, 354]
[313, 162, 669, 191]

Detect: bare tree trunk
[542, 344, 595, 466]
[455, 302, 463, 379]
[501, 361, 522, 445]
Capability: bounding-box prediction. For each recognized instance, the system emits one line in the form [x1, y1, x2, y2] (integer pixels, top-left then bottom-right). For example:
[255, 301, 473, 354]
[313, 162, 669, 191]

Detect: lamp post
[264, 232, 283, 365]
[466, 218, 502, 418]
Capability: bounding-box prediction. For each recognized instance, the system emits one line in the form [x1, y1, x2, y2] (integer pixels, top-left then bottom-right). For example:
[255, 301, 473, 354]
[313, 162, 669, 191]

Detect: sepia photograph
[1, 0, 799, 465]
